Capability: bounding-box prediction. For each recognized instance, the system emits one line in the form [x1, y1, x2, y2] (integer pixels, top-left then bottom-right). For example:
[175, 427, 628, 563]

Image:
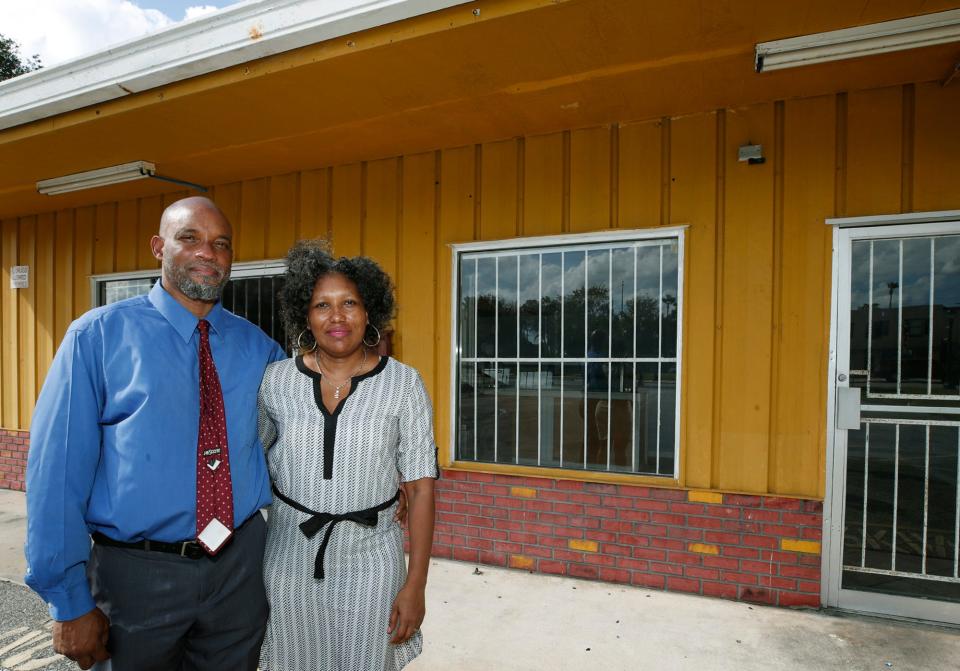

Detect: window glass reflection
[563, 252, 586, 358]
[517, 363, 540, 465]
[900, 238, 932, 395]
[586, 250, 610, 359]
[932, 236, 960, 396]
[850, 240, 871, 374]
[519, 255, 540, 358]
[497, 362, 518, 463]
[460, 259, 476, 359]
[541, 254, 563, 358]
[455, 236, 682, 478]
[636, 246, 660, 358]
[611, 248, 634, 358]
[498, 256, 518, 359]
[661, 245, 679, 359]
[561, 362, 585, 470]
[869, 240, 900, 395]
[476, 258, 497, 358]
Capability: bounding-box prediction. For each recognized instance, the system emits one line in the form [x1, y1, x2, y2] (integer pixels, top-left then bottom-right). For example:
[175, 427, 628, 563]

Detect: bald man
[26, 197, 286, 670]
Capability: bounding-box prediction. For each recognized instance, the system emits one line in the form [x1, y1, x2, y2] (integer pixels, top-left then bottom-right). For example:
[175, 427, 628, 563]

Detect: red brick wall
[2, 437, 823, 608]
[0, 430, 28, 491]
[432, 469, 823, 608]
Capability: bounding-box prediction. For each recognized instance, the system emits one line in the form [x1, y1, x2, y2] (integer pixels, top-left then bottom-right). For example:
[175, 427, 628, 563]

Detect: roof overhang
[1, 0, 958, 220]
[0, 0, 471, 131]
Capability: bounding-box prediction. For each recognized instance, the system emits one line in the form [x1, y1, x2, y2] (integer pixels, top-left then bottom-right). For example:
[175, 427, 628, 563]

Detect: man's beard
[163, 255, 229, 302]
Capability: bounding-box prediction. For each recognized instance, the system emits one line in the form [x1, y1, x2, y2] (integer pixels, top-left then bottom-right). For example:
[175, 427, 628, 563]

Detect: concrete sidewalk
[1, 489, 957, 670]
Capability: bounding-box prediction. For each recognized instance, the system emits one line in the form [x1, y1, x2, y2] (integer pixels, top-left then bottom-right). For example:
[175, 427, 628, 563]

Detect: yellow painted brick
[510, 486, 538, 499]
[568, 539, 599, 553]
[688, 490, 723, 504]
[509, 554, 535, 570]
[781, 539, 821, 555]
[688, 543, 720, 555]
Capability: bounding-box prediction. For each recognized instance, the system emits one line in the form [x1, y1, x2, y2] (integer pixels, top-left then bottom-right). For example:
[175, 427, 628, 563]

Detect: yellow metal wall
[2, 81, 958, 498]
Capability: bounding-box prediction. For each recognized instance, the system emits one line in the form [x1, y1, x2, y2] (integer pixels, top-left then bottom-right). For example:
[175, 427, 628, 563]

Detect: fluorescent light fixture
[37, 160, 207, 195]
[37, 161, 156, 195]
[755, 9, 960, 72]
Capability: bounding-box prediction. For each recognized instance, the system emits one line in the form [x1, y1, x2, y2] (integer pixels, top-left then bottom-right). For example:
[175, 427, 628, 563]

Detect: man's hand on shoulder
[53, 607, 110, 670]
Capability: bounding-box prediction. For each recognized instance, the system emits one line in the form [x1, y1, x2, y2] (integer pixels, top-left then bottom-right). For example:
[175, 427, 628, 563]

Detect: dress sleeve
[25, 326, 104, 621]
[396, 371, 439, 482]
[257, 374, 278, 453]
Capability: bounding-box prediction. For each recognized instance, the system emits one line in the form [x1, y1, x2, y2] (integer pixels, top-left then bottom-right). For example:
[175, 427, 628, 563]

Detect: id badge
[198, 518, 233, 554]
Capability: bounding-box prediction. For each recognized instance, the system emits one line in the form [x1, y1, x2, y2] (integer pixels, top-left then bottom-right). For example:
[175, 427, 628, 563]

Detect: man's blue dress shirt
[25, 281, 286, 621]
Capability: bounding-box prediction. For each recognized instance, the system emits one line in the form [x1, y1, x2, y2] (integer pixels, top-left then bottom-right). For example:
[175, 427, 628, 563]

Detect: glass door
[829, 221, 960, 623]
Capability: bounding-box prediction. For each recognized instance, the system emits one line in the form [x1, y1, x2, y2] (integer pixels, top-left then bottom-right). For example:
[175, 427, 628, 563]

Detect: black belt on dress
[271, 485, 400, 580]
[91, 514, 257, 560]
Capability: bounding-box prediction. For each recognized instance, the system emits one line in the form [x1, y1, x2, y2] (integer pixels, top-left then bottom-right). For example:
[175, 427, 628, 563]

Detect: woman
[258, 240, 437, 671]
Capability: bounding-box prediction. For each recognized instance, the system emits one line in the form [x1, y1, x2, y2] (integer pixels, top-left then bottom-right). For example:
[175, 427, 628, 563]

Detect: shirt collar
[148, 280, 227, 342]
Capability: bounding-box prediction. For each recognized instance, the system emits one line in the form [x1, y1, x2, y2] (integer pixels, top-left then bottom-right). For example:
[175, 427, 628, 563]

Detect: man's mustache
[188, 262, 226, 279]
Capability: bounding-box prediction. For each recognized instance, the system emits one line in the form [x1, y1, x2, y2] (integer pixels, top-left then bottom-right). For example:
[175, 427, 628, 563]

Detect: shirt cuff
[47, 585, 97, 622]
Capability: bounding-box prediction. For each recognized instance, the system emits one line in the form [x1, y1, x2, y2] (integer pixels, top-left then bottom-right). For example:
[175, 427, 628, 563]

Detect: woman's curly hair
[279, 240, 396, 352]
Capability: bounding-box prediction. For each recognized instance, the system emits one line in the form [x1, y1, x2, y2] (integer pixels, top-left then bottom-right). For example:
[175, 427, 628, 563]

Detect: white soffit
[755, 8, 960, 72]
[0, 0, 472, 131]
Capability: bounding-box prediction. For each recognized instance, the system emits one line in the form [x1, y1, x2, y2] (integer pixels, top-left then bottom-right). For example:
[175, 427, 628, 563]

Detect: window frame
[448, 226, 687, 482]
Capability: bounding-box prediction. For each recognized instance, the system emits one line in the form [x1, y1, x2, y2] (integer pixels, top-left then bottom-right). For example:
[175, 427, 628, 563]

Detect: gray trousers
[87, 513, 268, 671]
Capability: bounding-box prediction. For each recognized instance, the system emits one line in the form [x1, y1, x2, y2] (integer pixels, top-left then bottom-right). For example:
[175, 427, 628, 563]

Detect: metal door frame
[823, 210, 960, 624]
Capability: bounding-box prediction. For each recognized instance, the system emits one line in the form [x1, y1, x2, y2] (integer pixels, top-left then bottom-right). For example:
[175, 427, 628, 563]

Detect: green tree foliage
[0, 34, 42, 82]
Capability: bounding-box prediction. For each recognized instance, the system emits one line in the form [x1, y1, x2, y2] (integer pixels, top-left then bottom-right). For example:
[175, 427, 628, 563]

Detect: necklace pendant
[334, 388, 341, 400]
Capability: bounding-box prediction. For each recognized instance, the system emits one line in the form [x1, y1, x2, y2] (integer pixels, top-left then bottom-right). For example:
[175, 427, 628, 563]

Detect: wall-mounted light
[37, 160, 206, 195]
[755, 9, 960, 72]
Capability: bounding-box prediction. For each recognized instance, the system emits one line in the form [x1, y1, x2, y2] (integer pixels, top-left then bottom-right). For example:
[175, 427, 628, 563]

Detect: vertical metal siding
[3, 81, 958, 499]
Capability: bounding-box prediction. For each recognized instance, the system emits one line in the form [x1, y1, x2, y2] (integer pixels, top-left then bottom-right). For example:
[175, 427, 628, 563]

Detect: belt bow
[273, 485, 400, 580]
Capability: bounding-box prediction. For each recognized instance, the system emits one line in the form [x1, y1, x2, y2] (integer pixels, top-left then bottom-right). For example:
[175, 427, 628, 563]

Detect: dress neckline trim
[294, 353, 388, 384]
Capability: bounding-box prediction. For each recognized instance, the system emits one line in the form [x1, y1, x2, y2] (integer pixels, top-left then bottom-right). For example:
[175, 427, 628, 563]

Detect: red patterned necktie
[195, 319, 234, 554]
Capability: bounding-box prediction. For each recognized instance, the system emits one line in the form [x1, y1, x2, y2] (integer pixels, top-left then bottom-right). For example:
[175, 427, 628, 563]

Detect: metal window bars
[99, 273, 287, 350]
[844, 419, 960, 585]
[456, 237, 681, 477]
[844, 234, 960, 587]
[857, 237, 960, 401]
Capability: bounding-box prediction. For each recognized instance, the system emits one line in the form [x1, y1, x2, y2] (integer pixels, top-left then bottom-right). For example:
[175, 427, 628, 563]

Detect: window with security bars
[454, 232, 683, 477]
[93, 263, 287, 350]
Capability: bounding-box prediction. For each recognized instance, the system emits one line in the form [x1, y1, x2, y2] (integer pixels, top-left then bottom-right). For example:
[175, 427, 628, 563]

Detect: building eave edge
[0, 0, 472, 132]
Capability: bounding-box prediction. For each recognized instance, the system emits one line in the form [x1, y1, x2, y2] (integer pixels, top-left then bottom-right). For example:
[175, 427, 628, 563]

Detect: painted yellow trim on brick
[510, 486, 537, 498]
[688, 543, 720, 555]
[688, 490, 723, 504]
[447, 461, 683, 489]
[781, 539, 821, 555]
[509, 555, 535, 570]
[568, 539, 598, 553]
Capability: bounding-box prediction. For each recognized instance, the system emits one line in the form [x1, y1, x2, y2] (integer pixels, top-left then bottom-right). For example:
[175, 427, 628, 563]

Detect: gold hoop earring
[363, 323, 381, 348]
[296, 329, 317, 353]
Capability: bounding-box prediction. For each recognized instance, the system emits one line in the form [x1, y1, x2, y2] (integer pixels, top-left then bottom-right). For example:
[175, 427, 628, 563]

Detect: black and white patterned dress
[257, 356, 438, 671]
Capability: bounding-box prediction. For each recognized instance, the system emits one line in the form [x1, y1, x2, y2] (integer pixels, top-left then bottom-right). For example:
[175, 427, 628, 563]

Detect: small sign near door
[10, 266, 28, 289]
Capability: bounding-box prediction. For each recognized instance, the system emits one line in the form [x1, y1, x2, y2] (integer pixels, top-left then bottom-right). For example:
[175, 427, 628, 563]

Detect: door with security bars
[828, 220, 960, 623]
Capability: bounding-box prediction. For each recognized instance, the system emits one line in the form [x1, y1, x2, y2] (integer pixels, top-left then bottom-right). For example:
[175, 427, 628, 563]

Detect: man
[25, 197, 286, 670]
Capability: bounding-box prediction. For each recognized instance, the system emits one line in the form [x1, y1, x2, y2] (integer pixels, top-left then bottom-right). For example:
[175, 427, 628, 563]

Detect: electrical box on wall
[738, 144, 765, 165]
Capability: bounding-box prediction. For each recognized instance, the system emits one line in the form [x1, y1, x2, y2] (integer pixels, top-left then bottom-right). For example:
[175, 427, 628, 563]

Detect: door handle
[836, 386, 861, 430]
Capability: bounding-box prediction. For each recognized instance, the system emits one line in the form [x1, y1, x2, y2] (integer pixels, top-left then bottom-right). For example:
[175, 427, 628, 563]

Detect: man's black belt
[91, 514, 256, 560]
[271, 485, 400, 580]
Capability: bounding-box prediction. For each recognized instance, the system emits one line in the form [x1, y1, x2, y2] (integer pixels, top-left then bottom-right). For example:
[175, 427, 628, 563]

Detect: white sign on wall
[10, 266, 28, 289]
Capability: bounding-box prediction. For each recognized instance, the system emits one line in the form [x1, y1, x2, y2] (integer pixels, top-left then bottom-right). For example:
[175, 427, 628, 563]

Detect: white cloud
[184, 5, 220, 21]
[0, 1, 223, 68]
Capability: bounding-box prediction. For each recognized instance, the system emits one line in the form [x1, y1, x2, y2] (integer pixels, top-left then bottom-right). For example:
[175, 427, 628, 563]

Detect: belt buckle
[180, 541, 202, 559]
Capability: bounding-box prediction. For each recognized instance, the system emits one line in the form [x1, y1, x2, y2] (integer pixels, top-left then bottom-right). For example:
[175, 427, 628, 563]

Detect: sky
[0, 0, 245, 68]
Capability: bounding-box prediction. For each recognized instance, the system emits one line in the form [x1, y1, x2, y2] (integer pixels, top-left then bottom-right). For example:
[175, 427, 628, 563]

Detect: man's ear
[150, 235, 164, 262]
